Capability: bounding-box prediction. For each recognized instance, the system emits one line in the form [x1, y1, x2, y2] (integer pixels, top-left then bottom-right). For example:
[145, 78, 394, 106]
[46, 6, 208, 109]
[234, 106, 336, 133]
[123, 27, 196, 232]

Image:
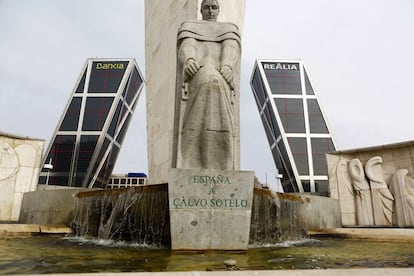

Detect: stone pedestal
[168, 168, 254, 250]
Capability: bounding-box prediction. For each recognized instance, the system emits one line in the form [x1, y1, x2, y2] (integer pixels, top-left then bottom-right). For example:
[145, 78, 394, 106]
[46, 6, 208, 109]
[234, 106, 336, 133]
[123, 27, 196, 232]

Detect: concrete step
[0, 224, 71, 237]
[309, 228, 414, 242]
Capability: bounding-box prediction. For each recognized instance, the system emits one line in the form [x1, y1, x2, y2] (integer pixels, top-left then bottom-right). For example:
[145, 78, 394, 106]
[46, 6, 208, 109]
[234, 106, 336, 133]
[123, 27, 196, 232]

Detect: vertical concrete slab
[0, 133, 44, 221]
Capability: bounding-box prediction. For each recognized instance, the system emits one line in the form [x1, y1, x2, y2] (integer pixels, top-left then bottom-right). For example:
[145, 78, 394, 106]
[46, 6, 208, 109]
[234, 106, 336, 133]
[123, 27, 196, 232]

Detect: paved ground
[17, 268, 414, 276]
[0, 224, 71, 237]
[309, 228, 414, 242]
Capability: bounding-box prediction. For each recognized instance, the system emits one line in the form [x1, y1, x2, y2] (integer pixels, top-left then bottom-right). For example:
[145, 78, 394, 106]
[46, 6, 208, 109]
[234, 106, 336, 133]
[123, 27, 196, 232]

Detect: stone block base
[168, 168, 254, 250]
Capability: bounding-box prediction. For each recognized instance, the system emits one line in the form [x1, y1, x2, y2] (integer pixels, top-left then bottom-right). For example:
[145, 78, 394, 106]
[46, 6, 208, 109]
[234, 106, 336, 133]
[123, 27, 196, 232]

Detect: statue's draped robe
[348, 159, 374, 226]
[365, 156, 394, 226]
[390, 169, 414, 226]
[175, 20, 241, 170]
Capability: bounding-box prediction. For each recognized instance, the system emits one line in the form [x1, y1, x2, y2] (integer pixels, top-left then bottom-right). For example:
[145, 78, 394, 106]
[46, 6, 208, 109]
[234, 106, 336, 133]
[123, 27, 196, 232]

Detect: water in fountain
[250, 189, 308, 246]
[71, 184, 170, 247]
[71, 184, 306, 248]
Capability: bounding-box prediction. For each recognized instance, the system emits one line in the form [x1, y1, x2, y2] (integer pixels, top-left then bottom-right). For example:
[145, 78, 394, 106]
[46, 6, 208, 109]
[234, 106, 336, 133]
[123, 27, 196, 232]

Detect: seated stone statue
[174, 0, 241, 170]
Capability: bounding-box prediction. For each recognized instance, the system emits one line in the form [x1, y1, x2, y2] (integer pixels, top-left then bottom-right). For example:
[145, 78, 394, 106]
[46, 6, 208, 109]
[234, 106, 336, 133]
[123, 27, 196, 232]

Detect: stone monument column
[147, 0, 254, 250]
[145, 0, 245, 184]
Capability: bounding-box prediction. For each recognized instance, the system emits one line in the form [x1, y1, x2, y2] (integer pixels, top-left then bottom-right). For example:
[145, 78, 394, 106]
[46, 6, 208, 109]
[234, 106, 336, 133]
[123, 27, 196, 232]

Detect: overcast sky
[1, 0, 413, 189]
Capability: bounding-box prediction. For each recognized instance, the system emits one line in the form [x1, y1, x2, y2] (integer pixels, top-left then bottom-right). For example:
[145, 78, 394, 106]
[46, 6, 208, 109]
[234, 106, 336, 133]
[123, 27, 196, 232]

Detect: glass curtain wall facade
[250, 60, 335, 194]
[38, 58, 144, 188]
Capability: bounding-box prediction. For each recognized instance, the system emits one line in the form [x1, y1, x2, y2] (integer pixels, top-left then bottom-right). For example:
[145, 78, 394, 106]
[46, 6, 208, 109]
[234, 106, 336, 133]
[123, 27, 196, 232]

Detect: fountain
[1, 1, 414, 274]
[249, 190, 307, 245]
[71, 185, 170, 246]
[70, 185, 334, 249]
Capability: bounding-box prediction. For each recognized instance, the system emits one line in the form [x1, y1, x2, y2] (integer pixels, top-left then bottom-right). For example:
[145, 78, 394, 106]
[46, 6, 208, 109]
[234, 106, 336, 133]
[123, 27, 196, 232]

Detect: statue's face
[201, 0, 219, 21]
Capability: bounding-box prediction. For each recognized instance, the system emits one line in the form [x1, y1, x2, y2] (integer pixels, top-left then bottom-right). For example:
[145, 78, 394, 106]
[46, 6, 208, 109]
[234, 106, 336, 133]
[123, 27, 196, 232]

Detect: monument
[173, 0, 241, 170]
[168, 0, 254, 250]
[0, 132, 44, 221]
[327, 141, 414, 227]
[145, 0, 245, 185]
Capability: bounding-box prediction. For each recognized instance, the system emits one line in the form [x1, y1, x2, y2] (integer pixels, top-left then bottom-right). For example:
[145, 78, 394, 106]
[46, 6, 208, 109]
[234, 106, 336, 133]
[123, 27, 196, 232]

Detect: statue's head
[201, 0, 220, 22]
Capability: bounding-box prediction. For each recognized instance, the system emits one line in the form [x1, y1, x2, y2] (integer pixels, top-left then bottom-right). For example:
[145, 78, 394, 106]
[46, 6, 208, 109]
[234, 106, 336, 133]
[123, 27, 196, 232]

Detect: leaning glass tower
[38, 58, 144, 188]
[250, 60, 336, 195]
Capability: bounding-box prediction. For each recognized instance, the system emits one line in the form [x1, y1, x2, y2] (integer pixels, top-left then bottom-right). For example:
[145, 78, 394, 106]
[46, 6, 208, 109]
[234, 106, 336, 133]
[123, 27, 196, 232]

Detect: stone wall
[250, 189, 341, 246]
[0, 132, 44, 221]
[145, 0, 246, 184]
[298, 194, 341, 229]
[72, 185, 170, 246]
[19, 189, 87, 225]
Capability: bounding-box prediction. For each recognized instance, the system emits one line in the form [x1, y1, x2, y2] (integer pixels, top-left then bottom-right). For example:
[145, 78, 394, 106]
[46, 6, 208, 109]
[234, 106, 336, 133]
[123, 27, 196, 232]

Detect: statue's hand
[220, 65, 234, 88]
[184, 59, 200, 79]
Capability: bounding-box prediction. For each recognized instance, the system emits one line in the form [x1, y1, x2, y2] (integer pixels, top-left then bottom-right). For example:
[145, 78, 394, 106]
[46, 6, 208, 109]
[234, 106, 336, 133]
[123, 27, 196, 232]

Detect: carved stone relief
[390, 169, 414, 226]
[349, 158, 374, 226]
[365, 156, 394, 226]
[332, 153, 414, 227]
[0, 141, 19, 181]
[0, 136, 43, 221]
[335, 159, 356, 226]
